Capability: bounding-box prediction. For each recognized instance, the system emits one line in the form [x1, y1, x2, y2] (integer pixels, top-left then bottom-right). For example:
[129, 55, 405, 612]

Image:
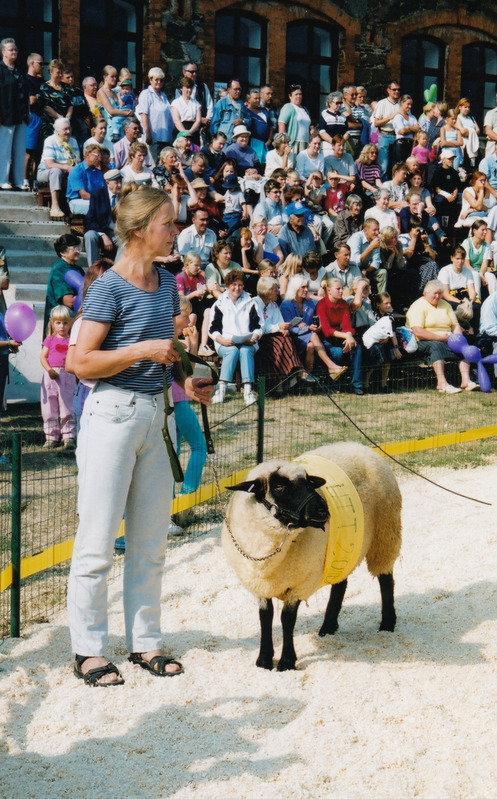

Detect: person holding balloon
[44, 233, 84, 333]
[40, 305, 76, 449]
[406, 279, 477, 393]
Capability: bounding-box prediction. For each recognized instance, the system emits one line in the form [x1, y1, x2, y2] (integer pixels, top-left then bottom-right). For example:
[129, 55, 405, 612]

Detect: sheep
[222, 441, 402, 671]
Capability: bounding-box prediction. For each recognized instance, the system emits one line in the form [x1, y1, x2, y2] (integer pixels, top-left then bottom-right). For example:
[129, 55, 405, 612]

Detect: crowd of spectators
[3, 35, 497, 400]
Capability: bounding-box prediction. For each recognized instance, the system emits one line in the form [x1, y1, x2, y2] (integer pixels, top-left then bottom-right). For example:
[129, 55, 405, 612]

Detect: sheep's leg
[256, 598, 275, 669]
[319, 579, 348, 636]
[378, 573, 396, 631]
[277, 601, 300, 671]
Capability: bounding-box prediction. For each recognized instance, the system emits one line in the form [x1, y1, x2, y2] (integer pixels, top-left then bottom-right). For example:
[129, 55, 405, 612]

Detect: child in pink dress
[40, 305, 76, 450]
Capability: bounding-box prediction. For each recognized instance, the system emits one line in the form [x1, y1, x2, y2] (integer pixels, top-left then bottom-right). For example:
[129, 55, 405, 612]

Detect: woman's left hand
[146, 339, 182, 365]
[184, 375, 214, 405]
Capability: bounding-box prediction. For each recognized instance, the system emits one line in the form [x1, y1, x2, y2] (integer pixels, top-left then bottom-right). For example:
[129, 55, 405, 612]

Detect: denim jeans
[378, 132, 395, 181]
[174, 399, 207, 494]
[323, 340, 363, 390]
[217, 343, 256, 383]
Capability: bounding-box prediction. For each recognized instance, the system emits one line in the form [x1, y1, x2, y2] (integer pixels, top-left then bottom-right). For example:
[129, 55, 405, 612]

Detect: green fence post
[257, 376, 265, 464]
[10, 433, 22, 638]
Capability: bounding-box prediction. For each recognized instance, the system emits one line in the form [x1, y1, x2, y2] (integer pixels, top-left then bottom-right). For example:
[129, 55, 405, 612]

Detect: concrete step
[5, 249, 55, 267]
[0, 189, 38, 206]
[0, 220, 68, 236]
[13, 283, 47, 302]
[0, 205, 51, 222]
[0, 234, 62, 251]
[9, 266, 53, 284]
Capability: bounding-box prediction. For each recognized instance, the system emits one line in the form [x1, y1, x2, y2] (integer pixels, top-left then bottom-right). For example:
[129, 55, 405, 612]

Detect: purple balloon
[477, 361, 492, 393]
[461, 344, 482, 363]
[482, 353, 497, 364]
[64, 269, 84, 291]
[448, 333, 467, 354]
[5, 302, 36, 342]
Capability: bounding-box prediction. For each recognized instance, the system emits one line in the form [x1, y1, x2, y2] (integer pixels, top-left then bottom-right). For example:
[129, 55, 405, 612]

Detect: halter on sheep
[223, 442, 402, 671]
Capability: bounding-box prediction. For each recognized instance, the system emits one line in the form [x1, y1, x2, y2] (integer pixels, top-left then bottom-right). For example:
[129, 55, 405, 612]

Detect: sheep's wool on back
[294, 453, 364, 586]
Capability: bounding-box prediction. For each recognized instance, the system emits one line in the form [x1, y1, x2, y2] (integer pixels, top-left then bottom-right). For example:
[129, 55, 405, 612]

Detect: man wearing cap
[175, 62, 213, 142]
[210, 79, 250, 142]
[66, 142, 106, 214]
[113, 116, 152, 170]
[177, 208, 217, 267]
[278, 201, 319, 258]
[136, 67, 174, 163]
[430, 148, 461, 229]
[374, 81, 401, 180]
[224, 124, 261, 174]
[83, 167, 122, 266]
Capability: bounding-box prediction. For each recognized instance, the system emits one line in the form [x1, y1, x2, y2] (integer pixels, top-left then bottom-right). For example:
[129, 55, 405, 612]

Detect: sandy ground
[1, 463, 497, 799]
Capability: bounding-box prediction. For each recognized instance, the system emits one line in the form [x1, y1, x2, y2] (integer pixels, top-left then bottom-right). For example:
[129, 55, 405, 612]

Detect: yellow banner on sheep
[293, 453, 364, 587]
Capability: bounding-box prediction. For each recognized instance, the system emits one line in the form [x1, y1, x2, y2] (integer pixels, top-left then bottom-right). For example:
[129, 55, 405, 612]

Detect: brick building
[3, 1, 497, 123]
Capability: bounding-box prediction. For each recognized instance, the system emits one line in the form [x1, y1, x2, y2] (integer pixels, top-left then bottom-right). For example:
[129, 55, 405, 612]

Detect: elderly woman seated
[280, 274, 346, 381]
[406, 279, 477, 393]
[37, 117, 80, 219]
[254, 276, 304, 387]
[209, 269, 262, 406]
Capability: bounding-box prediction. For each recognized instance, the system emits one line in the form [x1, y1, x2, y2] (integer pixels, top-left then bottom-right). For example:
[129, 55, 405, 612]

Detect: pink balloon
[5, 302, 37, 342]
[448, 333, 467, 354]
[477, 361, 492, 392]
[461, 344, 481, 363]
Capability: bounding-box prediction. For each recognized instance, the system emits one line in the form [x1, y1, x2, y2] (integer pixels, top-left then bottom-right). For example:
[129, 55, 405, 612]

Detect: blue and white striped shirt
[83, 267, 180, 393]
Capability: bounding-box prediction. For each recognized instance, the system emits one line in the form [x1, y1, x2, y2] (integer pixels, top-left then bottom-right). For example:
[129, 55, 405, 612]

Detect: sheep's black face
[228, 470, 330, 529]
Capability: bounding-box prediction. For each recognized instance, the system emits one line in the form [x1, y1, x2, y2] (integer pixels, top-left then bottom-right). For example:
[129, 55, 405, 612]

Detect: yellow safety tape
[373, 425, 497, 457]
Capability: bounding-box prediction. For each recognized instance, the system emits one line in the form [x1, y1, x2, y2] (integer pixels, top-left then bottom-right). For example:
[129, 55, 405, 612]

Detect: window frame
[400, 34, 446, 113]
[214, 9, 267, 92]
[0, 0, 59, 69]
[80, 0, 143, 88]
[461, 42, 497, 124]
[284, 20, 339, 123]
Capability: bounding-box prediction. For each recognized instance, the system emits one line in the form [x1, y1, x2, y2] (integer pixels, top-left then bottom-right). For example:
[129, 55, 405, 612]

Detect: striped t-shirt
[82, 267, 180, 393]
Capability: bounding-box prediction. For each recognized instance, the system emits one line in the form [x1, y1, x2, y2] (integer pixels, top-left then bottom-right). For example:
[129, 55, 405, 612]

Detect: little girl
[440, 109, 464, 171]
[40, 305, 76, 450]
[411, 130, 436, 181]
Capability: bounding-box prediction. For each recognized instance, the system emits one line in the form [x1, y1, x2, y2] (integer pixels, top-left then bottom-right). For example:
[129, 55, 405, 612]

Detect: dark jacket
[0, 62, 29, 126]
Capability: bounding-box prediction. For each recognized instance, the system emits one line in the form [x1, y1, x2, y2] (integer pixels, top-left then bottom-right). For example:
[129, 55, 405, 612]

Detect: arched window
[285, 21, 338, 123]
[0, 0, 58, 67]
[461, 43, 497, 123]
[81, 0, 143, 86]
[401, 35, 445, 113]
[214, 10, 266, 97]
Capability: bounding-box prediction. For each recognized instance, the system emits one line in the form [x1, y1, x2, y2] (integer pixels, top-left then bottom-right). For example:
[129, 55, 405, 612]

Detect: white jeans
[67, 382, 174, 656]
[0, 122, 26, 186]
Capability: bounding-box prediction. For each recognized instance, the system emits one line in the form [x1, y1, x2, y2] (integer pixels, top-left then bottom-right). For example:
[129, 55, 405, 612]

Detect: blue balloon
[482, 353, 497, 364]
[461, 344, 482, 363]
[477, 361, 492, 392]
[447, 333, 467, 354]
[64, 269, 84, 291]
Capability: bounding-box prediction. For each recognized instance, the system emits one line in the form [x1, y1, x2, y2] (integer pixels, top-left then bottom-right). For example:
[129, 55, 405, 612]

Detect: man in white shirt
[374, 81, 401, 180]
[348, 218, 387, 292]
[326, 243, 362, 287]
[177, 208, 217, 266]
[323, 135, 356, 186]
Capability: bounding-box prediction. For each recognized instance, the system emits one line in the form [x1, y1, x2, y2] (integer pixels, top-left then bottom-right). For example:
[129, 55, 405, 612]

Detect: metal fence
[1, 359, 496, 643]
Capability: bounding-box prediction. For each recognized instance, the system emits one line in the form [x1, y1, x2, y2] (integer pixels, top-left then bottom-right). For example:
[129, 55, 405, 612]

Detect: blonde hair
[280, 253, 303, 278]
[179, 296, 192, 315]
[48, 304, 73, 335]
[183, 250, 201, 267]
[114, 183, 173, 248]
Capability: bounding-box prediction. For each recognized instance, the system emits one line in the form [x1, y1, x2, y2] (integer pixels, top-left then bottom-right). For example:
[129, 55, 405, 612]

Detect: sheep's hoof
[379, 621, 396, 632]
[256, 656, 274, 670]
[318, 621, 338, 637]
[277, 658, 297, 671]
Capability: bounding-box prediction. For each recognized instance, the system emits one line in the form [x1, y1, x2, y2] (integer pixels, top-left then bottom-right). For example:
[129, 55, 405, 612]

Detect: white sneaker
[437, 384, 462, 394]
[211, 383, 226, 403]
[243, 387, 257, 405]
[198, 344, 215, 357]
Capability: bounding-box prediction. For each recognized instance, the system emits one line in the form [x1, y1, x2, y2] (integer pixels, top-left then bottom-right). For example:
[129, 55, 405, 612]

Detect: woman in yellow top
[406, 279, 476, 393]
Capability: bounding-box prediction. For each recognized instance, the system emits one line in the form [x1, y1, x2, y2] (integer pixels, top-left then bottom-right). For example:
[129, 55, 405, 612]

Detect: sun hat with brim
[222, 174, 240, 190]
[104, 168, 122, 181]
[191, 178, 209, 189]
[286, 200, 307, 216]
[232, 124, 251, 139]
[440, 148, 456, 159]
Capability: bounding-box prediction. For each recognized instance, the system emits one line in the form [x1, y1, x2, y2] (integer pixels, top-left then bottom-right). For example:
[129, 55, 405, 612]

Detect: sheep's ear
[308, 474, 327, 489]
[227, 478, 266, 500]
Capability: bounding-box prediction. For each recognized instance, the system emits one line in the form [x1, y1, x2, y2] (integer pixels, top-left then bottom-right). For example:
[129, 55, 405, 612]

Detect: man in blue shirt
[278, 201, 319, 258]
[210, 79, 250, 142]
[66, 143, 106, 214]
[348, 218, 387, 292]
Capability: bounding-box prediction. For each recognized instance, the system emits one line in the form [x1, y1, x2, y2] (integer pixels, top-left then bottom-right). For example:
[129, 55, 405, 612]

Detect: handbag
[396, 326, 418, 354]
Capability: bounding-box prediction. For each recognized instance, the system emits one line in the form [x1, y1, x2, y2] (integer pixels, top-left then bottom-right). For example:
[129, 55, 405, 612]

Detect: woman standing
[136, 67, 174, 163]
[97, 65, 133, 143]
[39, 59, 74, 143]
[455, 98, 480, 168]
[392, 95, 419, 163]
[68, 184, 213, 685]
[278, 84, 311, 155]
[170, 77, 202, 145]
[0, 37, 29, 190]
